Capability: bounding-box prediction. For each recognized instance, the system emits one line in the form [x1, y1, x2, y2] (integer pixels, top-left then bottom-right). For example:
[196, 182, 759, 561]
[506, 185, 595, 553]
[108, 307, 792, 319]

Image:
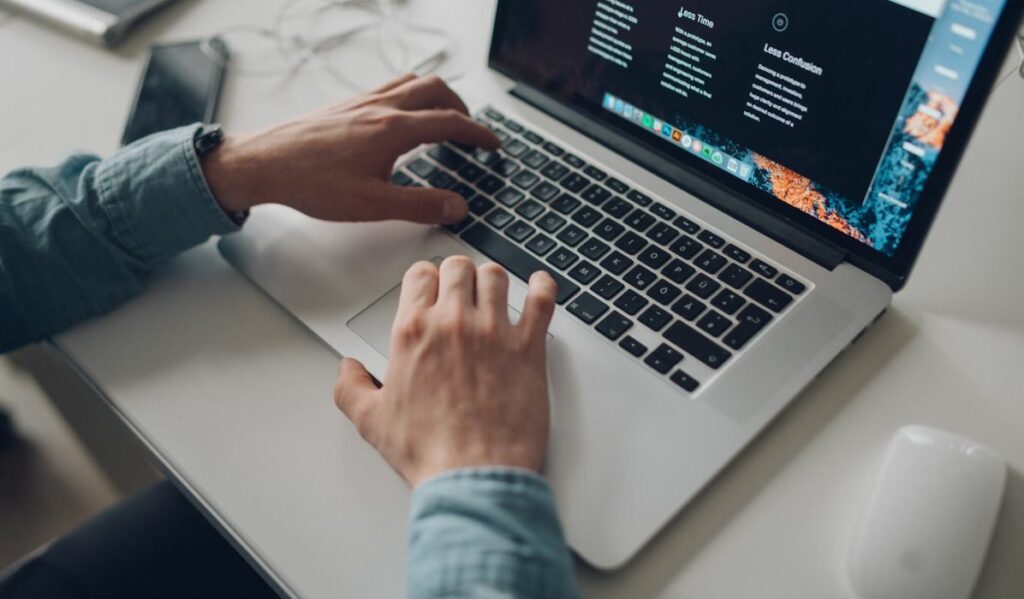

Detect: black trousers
[0, 481, 279, 598]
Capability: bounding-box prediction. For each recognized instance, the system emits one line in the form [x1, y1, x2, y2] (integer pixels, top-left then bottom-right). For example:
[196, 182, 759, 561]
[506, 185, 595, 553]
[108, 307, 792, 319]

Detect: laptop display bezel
[487, 1, 1024, 290]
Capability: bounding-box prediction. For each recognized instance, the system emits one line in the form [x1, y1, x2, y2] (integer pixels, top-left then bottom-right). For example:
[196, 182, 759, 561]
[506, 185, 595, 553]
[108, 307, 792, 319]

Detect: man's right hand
[200, 74, 500, 225]
[333, 258, 557, 488]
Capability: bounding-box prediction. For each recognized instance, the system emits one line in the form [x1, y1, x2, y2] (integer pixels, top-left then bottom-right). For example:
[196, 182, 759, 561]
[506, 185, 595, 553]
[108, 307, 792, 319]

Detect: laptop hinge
[509, 83, 847, 271]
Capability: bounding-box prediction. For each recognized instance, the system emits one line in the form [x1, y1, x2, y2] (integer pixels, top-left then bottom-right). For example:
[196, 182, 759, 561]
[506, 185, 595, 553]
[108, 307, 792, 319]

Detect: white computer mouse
[847, 425, 1006, 599]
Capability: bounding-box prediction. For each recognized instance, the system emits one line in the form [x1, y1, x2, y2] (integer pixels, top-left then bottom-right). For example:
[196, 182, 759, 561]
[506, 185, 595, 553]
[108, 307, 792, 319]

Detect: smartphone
[121, 38, 228, 146]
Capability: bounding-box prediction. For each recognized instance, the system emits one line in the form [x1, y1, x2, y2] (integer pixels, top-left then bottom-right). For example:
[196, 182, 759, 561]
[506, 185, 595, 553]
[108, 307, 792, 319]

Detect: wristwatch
[193, 124, 249, 226]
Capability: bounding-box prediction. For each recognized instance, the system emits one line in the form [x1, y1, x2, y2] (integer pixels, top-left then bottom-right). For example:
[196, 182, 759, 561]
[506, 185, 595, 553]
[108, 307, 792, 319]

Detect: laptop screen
[489, 0, 1010, 258]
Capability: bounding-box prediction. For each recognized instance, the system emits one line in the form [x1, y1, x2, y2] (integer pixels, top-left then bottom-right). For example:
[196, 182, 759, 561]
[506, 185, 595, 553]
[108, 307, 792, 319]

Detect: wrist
[200, 134, 261, 214]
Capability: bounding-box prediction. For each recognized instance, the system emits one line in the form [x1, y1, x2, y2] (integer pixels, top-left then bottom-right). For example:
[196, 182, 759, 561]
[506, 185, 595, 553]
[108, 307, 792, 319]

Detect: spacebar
[460, 223, 580, 304]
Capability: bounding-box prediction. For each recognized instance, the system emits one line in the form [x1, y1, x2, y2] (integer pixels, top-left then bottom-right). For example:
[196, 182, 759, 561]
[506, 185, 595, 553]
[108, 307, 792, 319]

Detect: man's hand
[201, 74, 500, 224]
[334, 257, 557, 488]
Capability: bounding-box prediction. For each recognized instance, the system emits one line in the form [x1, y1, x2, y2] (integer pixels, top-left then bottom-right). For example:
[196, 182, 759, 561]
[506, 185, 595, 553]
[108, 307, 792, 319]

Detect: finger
[437, 255, 476, 307]
[476, 262, 510, 323]
[385, 74, 469, 115]
[393, 109, 501, 152]
[334, 358, 380, 433]
[371, 73, 418, 95]
[518, 271, 557, 342]
[397, 261, 440, 316]
[355, 181, 468, 224]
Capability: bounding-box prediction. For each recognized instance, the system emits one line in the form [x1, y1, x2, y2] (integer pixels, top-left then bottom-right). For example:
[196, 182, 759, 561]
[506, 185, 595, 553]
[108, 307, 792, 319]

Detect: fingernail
[443, 197, 464, 222]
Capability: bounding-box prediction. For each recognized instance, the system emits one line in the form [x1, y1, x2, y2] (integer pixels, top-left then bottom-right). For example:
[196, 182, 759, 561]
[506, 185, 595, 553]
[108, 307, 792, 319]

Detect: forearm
[0, 125, 239, 353]
[407, 468, 579, 599]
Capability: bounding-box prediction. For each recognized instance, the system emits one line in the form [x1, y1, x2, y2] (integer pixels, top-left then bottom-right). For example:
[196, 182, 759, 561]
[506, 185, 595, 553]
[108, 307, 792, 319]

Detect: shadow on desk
[578, 309, 919, 597]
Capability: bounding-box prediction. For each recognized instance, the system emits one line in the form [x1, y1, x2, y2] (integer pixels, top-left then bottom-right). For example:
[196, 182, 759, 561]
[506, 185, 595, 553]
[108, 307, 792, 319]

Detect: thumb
[334, 358, 380, 434]
[358, 182, 468, 225]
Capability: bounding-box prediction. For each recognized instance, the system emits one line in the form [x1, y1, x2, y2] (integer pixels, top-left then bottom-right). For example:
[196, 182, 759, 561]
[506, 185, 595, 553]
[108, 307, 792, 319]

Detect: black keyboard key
[649, 202, 675, 220]
[428, 145, 467, 169]
[623, 265, 657, 290]
[619, 335, 648, 357]
[591, 274, 625, 299]
[602, 197, 633, 218]
[718, 263, 754, 289]
[579, 238, 610, 260]
[428, 171, 456, 190]
[662, 259, 695, 284]
[744, 279, 793, 312]
[673, 215, 700, 235]
[723, 304, 773, 350]
[473, 148, 501, 167]
[596, 311, 633, 341]
[777, 273, 806, 295]
[546, 247, 579, 270]
[670, 370, 700, 392]
[515, 199, 545, 220]
[503, 119, 524, 133]
[663, 322, 732, 369]
[723, 244, 751, 263]
[583, 165, 607, 181]
[695, 249, 727, 274]
[600, 251, 634, 275]
[671, 294, 706, 320]
[496, 187, 525, 207]
[644, 344, 683, 374]
[556, 224, 587, 247]
[456, 162, 486, 183]
[484, 108, 505, 122]
[444, 215, 474, 234]
[540, 161, 569, 182]
[646, 280, 682, 305]
[505, 220, 536, 242]
[492, 129, 510, 143]
[390, 170, 413, 186]
[511, 170, 540, 190]
[543, 141, 564, 156]
[407, 158, 437, 179]
[686, 273, 721, 299]
[638, 246, 671, 269]
[568, 261, 601, 285]
[531, 181, 560, 202]
[646, 222, 680, 246]
[536, 212, 566, 233]
[523, 130, 544, 145]
[626, 190, 652, 206]
[594, 218, 625, 241]
[485, 208, 514, 229]
[551, 193, 581, 215]
[563, 153, 585, 168]
[582, 184, 611, 206]
[503, 139, 529, 158]
[697, 230, 725, 248]
[493, 158, 521, 177]
[669, 236, 703, 260]
[711, 289, 746, 315]
[450, 182, 476, 199]
[561, 173, 590, 193]
[615, 232, 647, 255]
[526, 233, 557, 256]
[750, 259, 778, 279]
[461, 224, 579, 304]
[614, 290, 649, 315]
[477, 174, 505, 195]
[625, 209, 656, 232]
[639, 305, 673, 331]
[572, 207, 602, 228]
[605, 177, 629, 194]
[696, 310, 730, 337]
[468, 195, 495, 216]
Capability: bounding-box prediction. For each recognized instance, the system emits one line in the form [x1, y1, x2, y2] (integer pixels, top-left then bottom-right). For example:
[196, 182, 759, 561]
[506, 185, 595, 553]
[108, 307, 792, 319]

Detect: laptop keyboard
[390, 107, 809, 395]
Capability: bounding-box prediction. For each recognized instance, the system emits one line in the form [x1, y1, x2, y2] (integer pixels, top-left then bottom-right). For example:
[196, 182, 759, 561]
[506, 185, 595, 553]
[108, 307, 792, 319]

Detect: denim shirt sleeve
[408, 468, 579, 599]
[0, 124, 238, 353]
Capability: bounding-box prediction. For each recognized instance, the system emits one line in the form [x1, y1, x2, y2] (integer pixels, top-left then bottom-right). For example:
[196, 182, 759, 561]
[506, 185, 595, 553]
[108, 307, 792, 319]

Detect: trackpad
[347, 282, 526, 360]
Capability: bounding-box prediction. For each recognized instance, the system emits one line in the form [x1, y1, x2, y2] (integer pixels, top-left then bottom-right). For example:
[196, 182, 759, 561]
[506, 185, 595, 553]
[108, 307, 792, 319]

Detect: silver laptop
[219, 0, 1023, 569]
[1, 0, 175, 45]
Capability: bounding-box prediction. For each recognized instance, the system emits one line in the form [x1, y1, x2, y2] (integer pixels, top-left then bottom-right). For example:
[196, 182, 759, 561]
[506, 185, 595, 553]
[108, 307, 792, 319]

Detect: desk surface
[3, 1, 1024, 596]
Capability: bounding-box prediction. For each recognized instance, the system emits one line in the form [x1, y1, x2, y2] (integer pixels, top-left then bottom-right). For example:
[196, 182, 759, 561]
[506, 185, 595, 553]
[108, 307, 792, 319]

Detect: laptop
[1, 0, 175, 45]
[219, 0, 1024, 569]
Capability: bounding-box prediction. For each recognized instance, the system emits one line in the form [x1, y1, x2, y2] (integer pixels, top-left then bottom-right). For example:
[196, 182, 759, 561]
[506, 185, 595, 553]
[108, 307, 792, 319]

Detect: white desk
[3, 1, 1023, 596]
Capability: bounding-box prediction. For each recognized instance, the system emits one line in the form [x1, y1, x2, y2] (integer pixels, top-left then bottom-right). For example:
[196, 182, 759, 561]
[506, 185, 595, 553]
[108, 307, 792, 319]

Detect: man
[0, 74, 579, 597]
